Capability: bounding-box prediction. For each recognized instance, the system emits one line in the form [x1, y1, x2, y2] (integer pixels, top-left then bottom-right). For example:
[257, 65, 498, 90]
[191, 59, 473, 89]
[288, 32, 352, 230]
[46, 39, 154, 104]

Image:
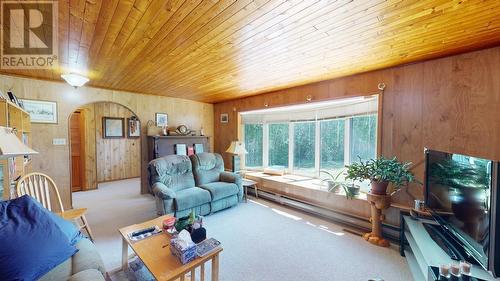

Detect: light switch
[53, 138, 66, 145]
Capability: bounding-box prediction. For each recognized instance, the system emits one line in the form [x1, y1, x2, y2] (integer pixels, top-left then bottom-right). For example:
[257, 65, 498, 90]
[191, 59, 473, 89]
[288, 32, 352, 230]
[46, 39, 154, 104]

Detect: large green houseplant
[345, 157, 417, 195]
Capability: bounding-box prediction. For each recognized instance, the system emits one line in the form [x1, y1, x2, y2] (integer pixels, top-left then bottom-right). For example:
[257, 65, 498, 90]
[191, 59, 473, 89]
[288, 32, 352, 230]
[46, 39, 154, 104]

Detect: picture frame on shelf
[20, 99, 58, 124]
[103, 117, 125, 138]
[175, 144, 187, 156]
[220, 113, 229, 123]
[127, 117, 141, 138]
[155, 113, 168, 127]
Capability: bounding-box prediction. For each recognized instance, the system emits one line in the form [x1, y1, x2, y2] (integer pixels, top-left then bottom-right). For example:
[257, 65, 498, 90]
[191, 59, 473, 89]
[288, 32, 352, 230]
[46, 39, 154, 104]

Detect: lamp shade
[225, 141, 248, 155]
[0, 127, 38, 159]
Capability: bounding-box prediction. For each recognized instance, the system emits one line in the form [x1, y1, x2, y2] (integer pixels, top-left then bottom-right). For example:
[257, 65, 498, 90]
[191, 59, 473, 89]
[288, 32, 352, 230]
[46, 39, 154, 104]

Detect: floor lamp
[225, 141, 247, 173]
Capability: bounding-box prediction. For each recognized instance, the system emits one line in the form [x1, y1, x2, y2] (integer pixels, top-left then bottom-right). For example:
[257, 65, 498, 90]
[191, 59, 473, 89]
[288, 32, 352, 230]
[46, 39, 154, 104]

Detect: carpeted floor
[73, 178, 413, 281]
[73, 178, 157, 270]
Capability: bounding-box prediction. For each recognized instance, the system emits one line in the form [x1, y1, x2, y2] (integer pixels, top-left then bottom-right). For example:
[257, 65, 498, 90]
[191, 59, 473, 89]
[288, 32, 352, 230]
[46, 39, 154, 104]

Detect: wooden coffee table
[119, 215, 222, 281]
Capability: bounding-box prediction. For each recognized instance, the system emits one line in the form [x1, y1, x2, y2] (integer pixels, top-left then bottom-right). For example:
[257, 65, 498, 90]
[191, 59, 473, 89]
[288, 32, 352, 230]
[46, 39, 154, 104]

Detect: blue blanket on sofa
[0, 195, 79, 280]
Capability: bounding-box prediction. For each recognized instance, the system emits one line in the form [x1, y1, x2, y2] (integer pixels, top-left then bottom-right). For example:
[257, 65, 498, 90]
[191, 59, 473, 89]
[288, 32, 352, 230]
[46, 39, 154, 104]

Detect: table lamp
[0, 126, 38, 159]
[225, 141, 247, 172]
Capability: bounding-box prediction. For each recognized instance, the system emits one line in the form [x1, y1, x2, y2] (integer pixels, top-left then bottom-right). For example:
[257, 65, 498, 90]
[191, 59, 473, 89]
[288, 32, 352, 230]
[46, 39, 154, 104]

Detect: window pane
[350, 115, 377, 163]
[268, 123, 289, 169]
[244, 124, 263, 167]
[320, 119, 345, 173]
[293, 122, 316, 174]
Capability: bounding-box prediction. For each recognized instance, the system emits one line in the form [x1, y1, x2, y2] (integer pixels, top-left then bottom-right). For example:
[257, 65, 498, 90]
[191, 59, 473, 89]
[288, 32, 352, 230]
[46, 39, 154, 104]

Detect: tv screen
[425, 149, 493, 268]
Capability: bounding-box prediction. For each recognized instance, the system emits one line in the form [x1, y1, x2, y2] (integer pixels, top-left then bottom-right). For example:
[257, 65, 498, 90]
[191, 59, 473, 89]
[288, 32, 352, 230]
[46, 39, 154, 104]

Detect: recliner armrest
[220, 171, 242, 185]
[152, 182, 176, 200]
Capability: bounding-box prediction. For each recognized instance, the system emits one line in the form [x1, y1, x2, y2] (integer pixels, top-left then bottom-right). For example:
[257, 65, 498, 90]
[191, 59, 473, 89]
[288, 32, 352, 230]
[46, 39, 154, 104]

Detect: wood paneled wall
[94, 102, 141, 182]
[0, 75, 214, 209]
[213, 46, 500, 208]
[76, 102, 141, 189]
[80, 105, 97, 190]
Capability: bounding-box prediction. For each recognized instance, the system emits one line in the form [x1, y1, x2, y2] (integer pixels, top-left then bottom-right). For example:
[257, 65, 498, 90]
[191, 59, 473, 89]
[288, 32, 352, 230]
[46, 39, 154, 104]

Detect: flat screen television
[425, 148, 500, 277]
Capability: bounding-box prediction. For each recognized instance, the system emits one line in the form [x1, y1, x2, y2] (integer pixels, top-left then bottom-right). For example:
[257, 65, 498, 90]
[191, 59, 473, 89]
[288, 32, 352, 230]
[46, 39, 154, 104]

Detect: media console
[399, 215, 498, 281]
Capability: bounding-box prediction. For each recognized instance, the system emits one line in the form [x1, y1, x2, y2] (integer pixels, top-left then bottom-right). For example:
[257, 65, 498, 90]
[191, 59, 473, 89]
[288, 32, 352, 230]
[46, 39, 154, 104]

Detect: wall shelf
[0, 98, 32, 200]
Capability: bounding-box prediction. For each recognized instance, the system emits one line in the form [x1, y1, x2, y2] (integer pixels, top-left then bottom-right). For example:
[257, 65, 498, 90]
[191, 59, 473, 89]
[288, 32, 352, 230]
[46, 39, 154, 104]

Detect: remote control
[131, 226, 156, 237]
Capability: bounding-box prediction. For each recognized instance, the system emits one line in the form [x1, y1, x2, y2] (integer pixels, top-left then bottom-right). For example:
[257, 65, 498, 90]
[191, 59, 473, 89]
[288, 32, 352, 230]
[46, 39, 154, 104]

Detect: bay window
[241, 95, 379, 178]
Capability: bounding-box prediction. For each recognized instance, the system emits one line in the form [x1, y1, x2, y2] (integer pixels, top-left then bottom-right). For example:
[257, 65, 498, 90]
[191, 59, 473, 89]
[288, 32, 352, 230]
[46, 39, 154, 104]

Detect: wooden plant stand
[363, 193, 391, 247]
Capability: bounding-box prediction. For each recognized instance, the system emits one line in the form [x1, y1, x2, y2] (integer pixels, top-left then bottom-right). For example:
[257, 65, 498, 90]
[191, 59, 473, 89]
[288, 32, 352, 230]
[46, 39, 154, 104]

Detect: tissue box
[170, 238, 197, 264]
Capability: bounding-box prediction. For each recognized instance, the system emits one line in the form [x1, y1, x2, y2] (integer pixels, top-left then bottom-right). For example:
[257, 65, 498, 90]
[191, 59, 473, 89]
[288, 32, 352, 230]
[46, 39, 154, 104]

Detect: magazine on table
[196, 238, 221, 257]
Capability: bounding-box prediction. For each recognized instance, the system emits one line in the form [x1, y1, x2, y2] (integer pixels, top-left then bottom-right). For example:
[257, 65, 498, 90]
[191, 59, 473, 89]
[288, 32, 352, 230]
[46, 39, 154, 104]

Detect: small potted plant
[346, 157, 417, 195]
[320, 169, 360, 199]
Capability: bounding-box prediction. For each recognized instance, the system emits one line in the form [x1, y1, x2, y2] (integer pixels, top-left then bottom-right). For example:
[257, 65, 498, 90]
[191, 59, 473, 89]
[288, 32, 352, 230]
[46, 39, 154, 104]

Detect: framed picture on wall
[127, 117, 141, 138]
[155, 113, 168, 127]
[220, 113, 229, 123]
[103, 117, 125, 138]
[20, 99, 58, 124]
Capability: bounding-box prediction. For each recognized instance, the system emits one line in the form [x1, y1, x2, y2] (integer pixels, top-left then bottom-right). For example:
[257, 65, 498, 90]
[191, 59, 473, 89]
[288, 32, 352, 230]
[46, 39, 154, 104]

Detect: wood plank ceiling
[1, 0, 500, 103]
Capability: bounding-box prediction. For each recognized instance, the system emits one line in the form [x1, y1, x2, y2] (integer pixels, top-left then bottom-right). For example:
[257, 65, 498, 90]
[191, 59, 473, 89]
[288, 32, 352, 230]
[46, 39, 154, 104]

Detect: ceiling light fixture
[61, 73, 89, 88]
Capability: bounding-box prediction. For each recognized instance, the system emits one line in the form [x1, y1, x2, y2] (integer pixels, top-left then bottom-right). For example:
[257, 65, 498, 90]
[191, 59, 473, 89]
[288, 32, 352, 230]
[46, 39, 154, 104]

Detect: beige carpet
[73, 178, 413, 281]
[72, 178, 157, 271]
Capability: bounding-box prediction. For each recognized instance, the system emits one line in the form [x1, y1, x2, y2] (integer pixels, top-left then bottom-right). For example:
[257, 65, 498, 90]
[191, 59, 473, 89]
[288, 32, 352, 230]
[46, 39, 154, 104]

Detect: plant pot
[325, 180, 341, 193]
[371, 181, 389, 195]
[347, 185, 360, 196]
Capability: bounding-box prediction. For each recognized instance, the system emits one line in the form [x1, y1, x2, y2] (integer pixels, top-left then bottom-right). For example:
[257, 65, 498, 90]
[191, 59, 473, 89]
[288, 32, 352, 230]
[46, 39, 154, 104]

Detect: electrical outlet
[52, 138, 66, 145]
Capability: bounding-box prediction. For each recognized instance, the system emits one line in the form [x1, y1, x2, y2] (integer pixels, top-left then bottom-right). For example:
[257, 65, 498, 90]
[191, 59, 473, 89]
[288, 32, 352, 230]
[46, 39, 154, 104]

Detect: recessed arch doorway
[68, 101, 141, 193]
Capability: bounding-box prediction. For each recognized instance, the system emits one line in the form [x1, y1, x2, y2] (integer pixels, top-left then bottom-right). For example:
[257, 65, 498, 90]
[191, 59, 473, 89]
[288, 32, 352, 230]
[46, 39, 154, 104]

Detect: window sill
[244, 172, 372, 219]
[245, 171, 369, 200]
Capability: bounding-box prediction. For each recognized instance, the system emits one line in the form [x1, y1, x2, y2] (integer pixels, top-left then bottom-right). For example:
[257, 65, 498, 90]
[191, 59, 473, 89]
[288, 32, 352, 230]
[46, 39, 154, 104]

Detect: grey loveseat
[148, 153, 242, 217]
[40, 238, 106, 281]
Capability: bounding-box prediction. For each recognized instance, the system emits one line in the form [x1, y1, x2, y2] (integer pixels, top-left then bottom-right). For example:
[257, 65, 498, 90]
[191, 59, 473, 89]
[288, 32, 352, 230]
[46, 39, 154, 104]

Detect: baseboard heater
[248, 188, 401, 243]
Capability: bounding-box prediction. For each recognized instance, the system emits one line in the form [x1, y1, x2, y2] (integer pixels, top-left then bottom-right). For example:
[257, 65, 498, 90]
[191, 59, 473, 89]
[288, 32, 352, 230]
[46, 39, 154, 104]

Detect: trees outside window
[268, 123, 289, 169]
[320, 119, 345, 171]
[293, 122, 316, 175]
[243, 114, 377, 177]
[350, 115, 377, 163]
[244, 124, 263, 168]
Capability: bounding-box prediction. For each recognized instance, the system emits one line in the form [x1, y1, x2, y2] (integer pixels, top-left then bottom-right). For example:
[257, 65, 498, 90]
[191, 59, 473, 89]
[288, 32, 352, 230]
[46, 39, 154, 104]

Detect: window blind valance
[241, 95, 378, 124]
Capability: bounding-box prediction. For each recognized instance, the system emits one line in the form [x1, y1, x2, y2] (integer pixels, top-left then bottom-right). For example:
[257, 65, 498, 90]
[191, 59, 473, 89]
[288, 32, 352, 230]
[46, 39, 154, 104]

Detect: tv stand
[400, 215, 497, 281]
[423, 223, 460, 261]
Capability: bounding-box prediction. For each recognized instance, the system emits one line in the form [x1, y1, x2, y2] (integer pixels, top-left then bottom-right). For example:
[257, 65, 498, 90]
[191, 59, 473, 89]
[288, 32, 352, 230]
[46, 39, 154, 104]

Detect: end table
[242, 179, 258, 202]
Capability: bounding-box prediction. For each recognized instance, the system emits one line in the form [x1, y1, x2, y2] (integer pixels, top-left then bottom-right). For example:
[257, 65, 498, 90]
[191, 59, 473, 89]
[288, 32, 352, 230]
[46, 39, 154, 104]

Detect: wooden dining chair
[16, 172, 94, 241]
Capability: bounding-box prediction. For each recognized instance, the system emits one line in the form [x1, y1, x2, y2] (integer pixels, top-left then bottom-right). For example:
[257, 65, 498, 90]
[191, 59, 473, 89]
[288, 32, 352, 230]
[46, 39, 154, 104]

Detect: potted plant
[345, 157, 417, 195]
[320, 169, 360, 199]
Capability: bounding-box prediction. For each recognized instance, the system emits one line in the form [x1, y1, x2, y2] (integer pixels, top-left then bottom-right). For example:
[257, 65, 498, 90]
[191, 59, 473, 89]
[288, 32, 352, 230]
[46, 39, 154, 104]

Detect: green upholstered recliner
[148, 155, 211, 217]
[190, 153, 242, 213]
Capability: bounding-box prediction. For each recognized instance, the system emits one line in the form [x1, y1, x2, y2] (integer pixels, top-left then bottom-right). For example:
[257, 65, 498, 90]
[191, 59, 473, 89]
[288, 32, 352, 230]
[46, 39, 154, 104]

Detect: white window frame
[243, 114, 378, 178]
